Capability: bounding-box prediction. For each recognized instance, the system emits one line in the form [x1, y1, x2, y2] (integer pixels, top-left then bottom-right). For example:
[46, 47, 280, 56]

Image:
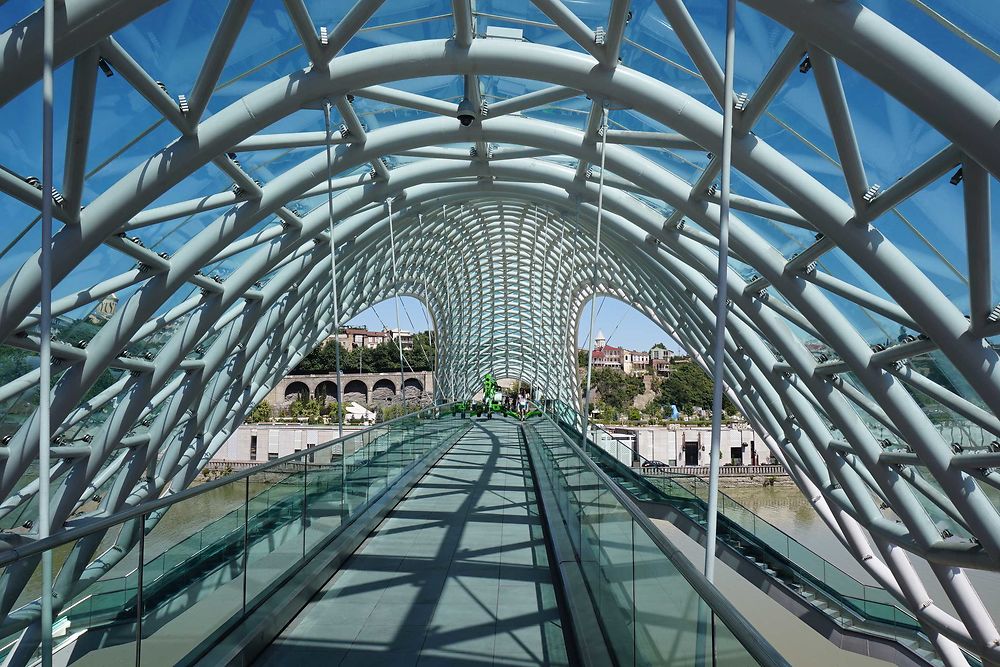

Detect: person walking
[516, 392, 529, 421]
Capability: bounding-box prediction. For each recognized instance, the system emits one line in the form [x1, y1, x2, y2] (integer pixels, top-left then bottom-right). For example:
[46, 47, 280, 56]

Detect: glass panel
[524, 412, 770, 665]
[244, 460, 303, 605]
[304, 443, 344, 553]
[633, 521, 701, 664]
[137, 493, 247, 665]
[0, 405, 465, 666]
[597, 495, 634, 664]
[550, 399, 929, 649]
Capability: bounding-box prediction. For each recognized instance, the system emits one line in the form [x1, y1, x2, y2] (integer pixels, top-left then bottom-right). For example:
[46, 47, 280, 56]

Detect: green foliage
[378, 402, 422, 422]
[285, 398, 331, 424]
[249, 400, 272, 423]
[588, 368, 644, 409]
[292, 331, 436, 375]
[504, 380, 533, 399]
[0, 345, 34, 386]
[592, 401, 618, 421]
[577, 349, 589, 368]
[655, 362, 735, 414]
[83, 368, 121, 402]
[293, 340, 348, 374]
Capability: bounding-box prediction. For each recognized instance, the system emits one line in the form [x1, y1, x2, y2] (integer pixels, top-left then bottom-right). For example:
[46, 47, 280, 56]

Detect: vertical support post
[241, 475, 249, 617]
[705, 0, 737, 585]
[427, 324, 438, 404]
[301, 456, 308, 556]
[39, 1, 56, 664]
[387, 198, 407, 411]
[341, 434, 348, 517]
[581, 107, 609, 447]
[134, 514, 146, 667]
[323, 100, 344, 439]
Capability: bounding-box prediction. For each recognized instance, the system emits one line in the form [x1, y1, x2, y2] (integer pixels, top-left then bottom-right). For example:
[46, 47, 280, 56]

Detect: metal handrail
[0, 403, 459, 568]
[528, 412, 791, 667]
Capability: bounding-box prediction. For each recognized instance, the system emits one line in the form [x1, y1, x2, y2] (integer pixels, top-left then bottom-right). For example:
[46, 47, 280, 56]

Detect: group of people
[499, 391, 530, 420]
[478, 375, 530, 420]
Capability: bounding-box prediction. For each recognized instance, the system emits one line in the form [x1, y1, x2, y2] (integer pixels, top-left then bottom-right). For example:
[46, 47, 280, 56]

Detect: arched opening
[576, 295, 686, 425]
[371, 378, 397, 402]
[315, 381, 338, 402]
[343, 379, 368, 405]
[283, 381, 310, 403]
[403, 378, 423, 400]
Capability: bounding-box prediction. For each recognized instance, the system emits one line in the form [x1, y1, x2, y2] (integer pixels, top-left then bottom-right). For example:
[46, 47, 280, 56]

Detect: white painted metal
[0, 2, 996, 664]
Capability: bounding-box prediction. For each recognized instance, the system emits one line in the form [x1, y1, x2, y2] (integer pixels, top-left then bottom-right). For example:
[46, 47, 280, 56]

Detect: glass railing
[524, 411, 790, 667]
[545, 401, 922, 636]
[0, 404, 469, 666]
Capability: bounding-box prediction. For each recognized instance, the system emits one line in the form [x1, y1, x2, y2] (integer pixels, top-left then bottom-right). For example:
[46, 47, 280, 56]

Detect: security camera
[456, 98, 477, 127]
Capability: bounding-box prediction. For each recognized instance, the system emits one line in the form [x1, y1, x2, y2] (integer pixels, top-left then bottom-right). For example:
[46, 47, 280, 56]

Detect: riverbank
[637, 465, 796, 487]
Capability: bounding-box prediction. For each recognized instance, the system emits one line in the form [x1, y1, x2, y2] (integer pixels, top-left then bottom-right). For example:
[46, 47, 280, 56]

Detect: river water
[12, 478, 284, 613]
[725, 484, 1000, 621]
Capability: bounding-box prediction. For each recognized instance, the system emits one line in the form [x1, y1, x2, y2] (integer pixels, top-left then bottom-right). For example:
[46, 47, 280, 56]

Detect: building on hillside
[650, 345, 672, 361]
[326, 325, 415, 351]
[585, 331, 652, 376]
[386, 328, 414, 350]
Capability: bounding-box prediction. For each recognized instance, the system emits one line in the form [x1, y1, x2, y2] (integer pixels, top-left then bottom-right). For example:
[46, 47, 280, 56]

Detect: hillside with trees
[654, 361, 736, 416]
[292, 332, 436, 374]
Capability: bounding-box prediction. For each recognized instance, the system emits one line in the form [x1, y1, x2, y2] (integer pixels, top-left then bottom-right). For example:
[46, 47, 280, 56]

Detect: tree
[577, 349, 589, 368]
[292, 340, 347, 374]
[593, 401, 618, 421]
[587, 368, 644, 410]
[504, 380, 533, 399]
[291, 331, 437, 375]
[655, 362, 735, 415]
[248, 400, 272, 423]
[407, 332, 436, 371]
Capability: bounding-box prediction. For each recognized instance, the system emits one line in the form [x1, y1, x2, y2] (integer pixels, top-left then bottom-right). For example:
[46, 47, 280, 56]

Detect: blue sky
[346, 296, 685, 354]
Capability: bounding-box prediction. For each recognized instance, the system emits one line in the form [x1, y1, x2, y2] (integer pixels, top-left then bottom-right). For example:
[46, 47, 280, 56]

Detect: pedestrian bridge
[1, 0, 999, 665]
[0, 408, 955, 666]
[0, 409, 789, 666]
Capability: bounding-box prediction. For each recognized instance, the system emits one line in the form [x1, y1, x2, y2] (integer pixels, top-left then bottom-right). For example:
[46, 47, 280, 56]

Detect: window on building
[250, 435, 257, 460]
[268, 452, 279, 461]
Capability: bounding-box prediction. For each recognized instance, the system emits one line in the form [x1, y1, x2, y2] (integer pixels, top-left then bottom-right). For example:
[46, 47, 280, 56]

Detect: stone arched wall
[267, 371, 434, 407]
[403, 378, 423, 399]
[343, 379, 369, 404]
[315, 381, 338, 401]
[371, 379, 397, 403]
[284, 381, 309, 402]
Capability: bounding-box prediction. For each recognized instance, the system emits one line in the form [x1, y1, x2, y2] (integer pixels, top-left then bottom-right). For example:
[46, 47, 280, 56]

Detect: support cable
[581, 106, 609, 444]
[38, 0, 55, 663]
[322, 100, 344, 439]
[705, 0, 736, 585]
[386, 198, 407, 410]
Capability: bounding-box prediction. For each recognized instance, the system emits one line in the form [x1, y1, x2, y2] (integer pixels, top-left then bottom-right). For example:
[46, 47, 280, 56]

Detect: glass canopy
[0, 0, 998, 664]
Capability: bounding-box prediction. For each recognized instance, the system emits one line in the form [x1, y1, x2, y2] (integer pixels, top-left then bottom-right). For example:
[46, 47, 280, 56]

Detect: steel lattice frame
[0, 0, 998, 663]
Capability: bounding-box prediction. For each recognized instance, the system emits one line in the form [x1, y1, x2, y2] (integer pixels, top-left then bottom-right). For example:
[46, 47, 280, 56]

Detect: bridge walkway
[255, 419, 571, 666]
